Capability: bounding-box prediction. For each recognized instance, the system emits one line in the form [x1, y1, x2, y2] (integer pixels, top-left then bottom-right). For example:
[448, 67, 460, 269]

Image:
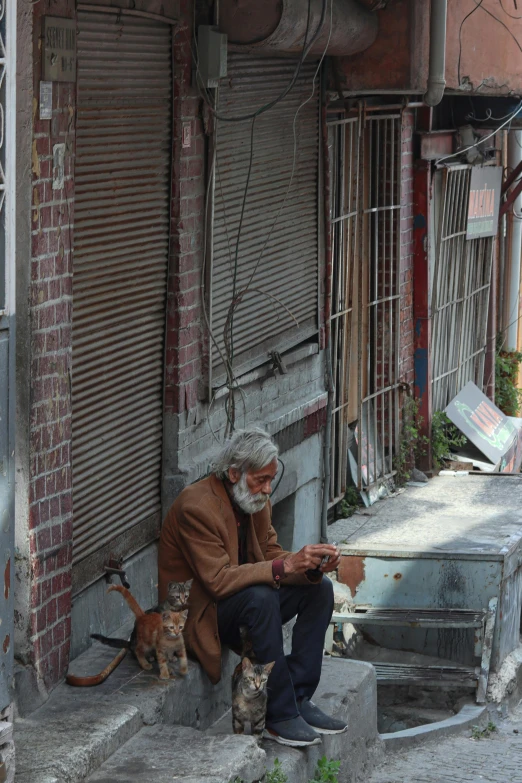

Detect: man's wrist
[272, 559, 286, 585]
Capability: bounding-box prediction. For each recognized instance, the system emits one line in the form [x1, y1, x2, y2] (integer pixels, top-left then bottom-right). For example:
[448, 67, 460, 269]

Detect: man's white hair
[212, 427, 279, 480]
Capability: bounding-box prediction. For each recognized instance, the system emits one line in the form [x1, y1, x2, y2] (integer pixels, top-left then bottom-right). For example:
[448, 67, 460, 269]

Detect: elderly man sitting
[158, 427, 346, 747]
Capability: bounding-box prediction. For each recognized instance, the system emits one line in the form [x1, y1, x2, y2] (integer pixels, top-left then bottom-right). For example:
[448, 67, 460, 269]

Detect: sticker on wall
[39, 81, 53, 121]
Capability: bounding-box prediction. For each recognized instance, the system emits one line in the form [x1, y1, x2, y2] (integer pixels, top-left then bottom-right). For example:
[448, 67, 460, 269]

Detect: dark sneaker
[298, 698, 348, 735]
[264, 715, 322, 747]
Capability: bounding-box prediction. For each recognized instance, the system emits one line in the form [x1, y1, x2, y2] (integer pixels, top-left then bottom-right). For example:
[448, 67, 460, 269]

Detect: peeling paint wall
[334, 0, 522, 97]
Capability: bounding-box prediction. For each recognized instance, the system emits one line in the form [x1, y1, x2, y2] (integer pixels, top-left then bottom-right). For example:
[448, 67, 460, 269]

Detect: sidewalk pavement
[367, 702, 522, 783]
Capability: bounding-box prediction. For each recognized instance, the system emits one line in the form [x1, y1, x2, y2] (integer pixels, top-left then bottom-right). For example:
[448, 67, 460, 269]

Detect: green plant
[471, 721, 497, 740]
[310, 756, 341, 783]
[431, 410, 467, 468]
[394, 396, 429, 486]
[337, 486, 360, 518]
[265, 759, 287, 783]
[495, 348, 522, 416]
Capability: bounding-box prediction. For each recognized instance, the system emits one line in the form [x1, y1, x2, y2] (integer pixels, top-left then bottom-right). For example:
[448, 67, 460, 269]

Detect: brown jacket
[158, 474, 305, 684]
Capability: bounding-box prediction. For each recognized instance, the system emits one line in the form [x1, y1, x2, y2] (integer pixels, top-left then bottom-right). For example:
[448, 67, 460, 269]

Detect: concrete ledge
[14, 702, 142, 783]
[209, 657, 384, 783]
[86, 726, 267, 783]
[63, 632, 239, 729]
[380, 703, 487, 752]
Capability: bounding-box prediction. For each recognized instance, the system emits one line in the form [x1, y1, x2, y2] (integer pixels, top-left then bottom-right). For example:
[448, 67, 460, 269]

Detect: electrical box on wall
[197, 26, 227, 88]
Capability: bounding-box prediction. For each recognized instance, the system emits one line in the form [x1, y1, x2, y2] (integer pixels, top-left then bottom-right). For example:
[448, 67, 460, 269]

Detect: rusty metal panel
[211, 54, 320, 383]
[496, 565, 522, 668]
[72, 12, 171, 583]
[419, 131, 454, 161]
[337, 554, 502, 667]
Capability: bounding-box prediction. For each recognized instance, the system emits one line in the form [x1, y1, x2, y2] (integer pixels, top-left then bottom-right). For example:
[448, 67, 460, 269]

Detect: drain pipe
[320, 66, 334, 544]
[423, 0, 448, 107]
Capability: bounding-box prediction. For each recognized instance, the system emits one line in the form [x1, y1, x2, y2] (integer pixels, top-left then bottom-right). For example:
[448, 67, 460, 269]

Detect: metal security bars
[431, 166, 494, 412]
[359, 112, 402, 496]
[329, 116, 359, 503]
[328, 109, 402, 502]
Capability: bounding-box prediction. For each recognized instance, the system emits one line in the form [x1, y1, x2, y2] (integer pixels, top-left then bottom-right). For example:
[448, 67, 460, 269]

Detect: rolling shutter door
[72, 11, 172, 590]
[211, 54, 319, 383]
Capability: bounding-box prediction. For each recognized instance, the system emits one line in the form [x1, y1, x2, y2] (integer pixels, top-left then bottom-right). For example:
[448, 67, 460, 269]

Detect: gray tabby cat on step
[232, 657, 275, 741]
[155, 579, 193, 611]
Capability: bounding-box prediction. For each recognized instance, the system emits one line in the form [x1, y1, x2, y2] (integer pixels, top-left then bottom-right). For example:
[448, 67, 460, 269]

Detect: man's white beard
[232, 472, 269, 515]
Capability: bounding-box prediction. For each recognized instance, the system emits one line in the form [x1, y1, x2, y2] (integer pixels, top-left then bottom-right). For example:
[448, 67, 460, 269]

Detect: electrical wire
[459, 1, 522, 88]
[467, 104, 522, 122]
[457, 0, 484, 87]
[436, 101, 522, 163]
[193, 0, 327, 124]
[498, 0, 522, 19]
[225, 0, 333, 412]
[271, 457, 286, 495]
[203, 0, 316, 400]
[243, 2, 334, 295]
[206, 0, 332, 435]
[474, 0, 522, 53]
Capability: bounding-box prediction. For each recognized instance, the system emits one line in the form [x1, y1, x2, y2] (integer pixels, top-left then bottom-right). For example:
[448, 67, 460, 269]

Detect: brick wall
[399, 108, 415, 388]
[27, 0, 75, 690]
[165, 0, 205, 424]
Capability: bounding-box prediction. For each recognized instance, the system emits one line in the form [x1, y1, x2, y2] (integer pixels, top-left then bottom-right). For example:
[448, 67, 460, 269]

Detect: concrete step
[85, 725, 266, 783]
[207, 657, 384, 783]
[14, 633, 239, 783]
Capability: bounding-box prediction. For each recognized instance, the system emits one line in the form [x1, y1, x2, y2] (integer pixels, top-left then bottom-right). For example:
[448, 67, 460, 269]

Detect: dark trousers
[217, 577, 334, 724]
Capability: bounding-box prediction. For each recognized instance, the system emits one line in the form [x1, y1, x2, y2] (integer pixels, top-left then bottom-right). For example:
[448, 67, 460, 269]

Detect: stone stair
[14, 631, 382, 783]
[86, 726, 266, 783]
[207, 658, 383, 783]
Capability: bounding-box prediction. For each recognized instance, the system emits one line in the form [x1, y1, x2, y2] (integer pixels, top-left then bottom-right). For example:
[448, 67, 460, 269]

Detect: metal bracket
[269, 351, 287, 376]
[104, 556, 130, 589]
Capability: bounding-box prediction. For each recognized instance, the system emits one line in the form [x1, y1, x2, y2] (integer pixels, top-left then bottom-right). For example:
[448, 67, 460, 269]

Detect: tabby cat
[155, 579, 193, 612]
[93, 585, 188, 680]
[91, 579, 193, 662]
[232, 657, 275, 740]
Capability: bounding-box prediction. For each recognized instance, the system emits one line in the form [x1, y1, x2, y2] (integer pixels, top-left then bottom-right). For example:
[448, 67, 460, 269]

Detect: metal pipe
[423, 0, 447, 108]
[321, 66, 334, 543]
[504, 130, 522, 350]
[219, 0, 378, 57]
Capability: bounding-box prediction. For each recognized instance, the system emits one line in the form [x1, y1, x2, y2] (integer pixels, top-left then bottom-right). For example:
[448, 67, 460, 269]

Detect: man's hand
[283, 544, 340, 576]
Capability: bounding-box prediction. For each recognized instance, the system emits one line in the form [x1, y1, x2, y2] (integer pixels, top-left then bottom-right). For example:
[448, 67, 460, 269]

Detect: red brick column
[27, 1, 75, 690]
[165, 0, 206, 420]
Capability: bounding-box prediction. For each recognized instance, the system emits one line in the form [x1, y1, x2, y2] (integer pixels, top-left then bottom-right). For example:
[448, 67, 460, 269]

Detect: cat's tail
[66, 649, 127, 687]
[107, 584, 144, 618]
[91, 633, 130, 649]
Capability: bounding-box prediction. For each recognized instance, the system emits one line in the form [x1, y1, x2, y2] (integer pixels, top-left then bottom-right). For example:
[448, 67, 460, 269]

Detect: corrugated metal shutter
[211, 54, 319, 383]
[72, 11, 171, 587]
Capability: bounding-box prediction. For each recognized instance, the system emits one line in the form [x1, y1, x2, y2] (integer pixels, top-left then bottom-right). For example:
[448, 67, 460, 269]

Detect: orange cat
[107, 585, 188, 680]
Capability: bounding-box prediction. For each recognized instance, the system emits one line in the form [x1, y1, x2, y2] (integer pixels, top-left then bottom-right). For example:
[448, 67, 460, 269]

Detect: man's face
[228, 459, 278, 514]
